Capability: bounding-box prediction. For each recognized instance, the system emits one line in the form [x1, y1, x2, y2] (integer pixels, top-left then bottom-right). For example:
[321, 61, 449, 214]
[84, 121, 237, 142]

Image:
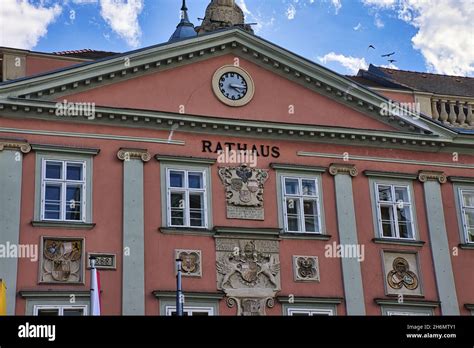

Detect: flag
[0, 279, 6, 315]
[90, 262, 101, 316]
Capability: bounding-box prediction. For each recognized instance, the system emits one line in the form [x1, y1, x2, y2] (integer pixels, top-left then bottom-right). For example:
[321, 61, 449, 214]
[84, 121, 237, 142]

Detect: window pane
[464, 210, 474, 228]
[286, 198, 300, 231]
[170, 192, 185, 226]
[462, 192, 474, 207]
[303, 200, 318, 232]
[188, 172, 203, 189]
[395, 187, 410, 203]
[66, 185, 82, 220]
[190, 311, 209, 316]
[397, 206, 412, 223]
[67, 163, 83, 181]
[398, 223, 413, 239]
[380, 205, 394, 221]
[290, 312, 310, 316]
[302, 180, 317, 196]
[63, 308, 84, 316]
[45, 162, 62, 179]
[190, 193, 204, 227]
[45, 184, 61, 200]
[378, 186, 392, 201]
[169, 171, 184, 188]
[37, 309, 59, 316]
[381, 222, 395, 237]
[45, 184, 61, 219]
[285, 178, 299, 195]
[468, 229, 474, 243]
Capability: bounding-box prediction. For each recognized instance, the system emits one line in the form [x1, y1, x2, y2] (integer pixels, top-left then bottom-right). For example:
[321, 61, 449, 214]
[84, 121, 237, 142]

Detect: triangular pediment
[0, 29, 455, 138]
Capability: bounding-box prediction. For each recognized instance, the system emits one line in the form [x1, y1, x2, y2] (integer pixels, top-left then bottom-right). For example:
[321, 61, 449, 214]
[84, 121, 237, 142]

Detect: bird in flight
[388, 59, 397, 63]
[382, 52, 396, 57]
[368, 45, 376, 50]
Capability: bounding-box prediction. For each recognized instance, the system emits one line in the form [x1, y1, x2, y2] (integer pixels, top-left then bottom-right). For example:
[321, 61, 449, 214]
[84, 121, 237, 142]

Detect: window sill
[280, 233, 331, 240]
[31, 221, 95, 229]
[459, 243, 474, 250]
[159, 227, 215, 236]
[372, 238, 425, 247]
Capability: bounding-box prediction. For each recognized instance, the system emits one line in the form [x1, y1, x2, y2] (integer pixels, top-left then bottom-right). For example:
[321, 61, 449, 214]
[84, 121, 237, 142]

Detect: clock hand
[230, 83, 246, 89]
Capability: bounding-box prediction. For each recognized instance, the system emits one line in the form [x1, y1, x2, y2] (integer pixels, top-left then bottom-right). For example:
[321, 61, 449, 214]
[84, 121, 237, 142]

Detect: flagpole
[90, 256, 99, 316]
[176, 258, 184, 316]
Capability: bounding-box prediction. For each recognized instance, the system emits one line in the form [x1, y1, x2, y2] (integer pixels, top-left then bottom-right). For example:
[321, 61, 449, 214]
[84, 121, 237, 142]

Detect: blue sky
[1, 0, 472, 76]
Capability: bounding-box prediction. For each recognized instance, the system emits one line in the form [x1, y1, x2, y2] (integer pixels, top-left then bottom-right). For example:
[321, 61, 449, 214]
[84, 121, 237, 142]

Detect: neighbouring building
[0, 0, 473, 316]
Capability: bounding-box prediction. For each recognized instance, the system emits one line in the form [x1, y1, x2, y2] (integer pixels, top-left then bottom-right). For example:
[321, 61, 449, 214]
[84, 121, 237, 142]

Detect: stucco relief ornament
[217, 241, 280, 288]
[387, 257, 419, 290]
[41, 239, 83, 283]
[218, 164, 269, 220]
[216, 240, 281, 315]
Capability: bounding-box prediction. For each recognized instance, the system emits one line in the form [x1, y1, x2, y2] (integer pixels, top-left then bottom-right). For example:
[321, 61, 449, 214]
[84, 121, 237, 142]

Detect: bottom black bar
[0, 316, 473, 346]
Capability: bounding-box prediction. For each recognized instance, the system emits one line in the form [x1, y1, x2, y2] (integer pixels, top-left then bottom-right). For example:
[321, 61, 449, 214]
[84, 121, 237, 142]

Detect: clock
[212, 65, 255, 107]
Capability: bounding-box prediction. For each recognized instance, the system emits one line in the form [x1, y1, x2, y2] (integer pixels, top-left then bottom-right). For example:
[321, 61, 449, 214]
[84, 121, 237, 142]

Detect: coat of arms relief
[216, 239, 280, 315]
[218, 164, 269, 220]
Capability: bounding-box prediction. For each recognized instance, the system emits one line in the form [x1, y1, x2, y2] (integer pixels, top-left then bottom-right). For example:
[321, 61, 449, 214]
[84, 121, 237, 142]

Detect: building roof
[358, 64, 474, 97]
[52, 49, 118, 60]
[169, 0, 197, 42]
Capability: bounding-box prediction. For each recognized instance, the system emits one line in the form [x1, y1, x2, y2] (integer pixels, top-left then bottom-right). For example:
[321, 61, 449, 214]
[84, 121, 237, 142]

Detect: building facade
[0, 0, 473, 317]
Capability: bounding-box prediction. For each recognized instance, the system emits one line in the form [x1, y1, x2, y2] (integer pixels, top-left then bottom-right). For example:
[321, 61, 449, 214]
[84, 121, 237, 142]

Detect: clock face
[212, 65, 255, 107]
[219, 72, 248, 101]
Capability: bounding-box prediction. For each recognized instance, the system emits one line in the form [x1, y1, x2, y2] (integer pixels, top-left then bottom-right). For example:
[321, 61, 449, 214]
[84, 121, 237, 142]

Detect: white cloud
[361, 0, 396, 7]
[374, 13, 384, 28]
[380, 63, 399, 69]
[286, 4, 296, 20]
[362, 0, 474, 76]
[99, 0, 143, 48]
[318, 52, 369, 74]
[353, 22, 362, 31]
[330, 0, 342, 14]
[0, 0, 62, 49]
[236, 0, 274, 34]
[72, 0, 98, 4]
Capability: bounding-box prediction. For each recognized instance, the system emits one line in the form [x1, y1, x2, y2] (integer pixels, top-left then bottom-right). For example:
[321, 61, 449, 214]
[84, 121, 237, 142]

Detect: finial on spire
[168, 0, 196, 42]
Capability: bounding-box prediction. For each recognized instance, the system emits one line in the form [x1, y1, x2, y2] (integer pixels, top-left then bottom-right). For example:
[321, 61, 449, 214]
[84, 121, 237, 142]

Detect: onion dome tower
[196, 0, 254, 35]
[169, 0, 197, 42]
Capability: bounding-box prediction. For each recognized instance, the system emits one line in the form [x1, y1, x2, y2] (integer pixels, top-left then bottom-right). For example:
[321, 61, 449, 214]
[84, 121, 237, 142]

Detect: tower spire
[168, 0, 196, 42]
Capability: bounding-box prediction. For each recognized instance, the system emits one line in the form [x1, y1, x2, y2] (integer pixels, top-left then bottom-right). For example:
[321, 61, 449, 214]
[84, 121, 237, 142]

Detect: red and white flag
[90, 262, 101, 316]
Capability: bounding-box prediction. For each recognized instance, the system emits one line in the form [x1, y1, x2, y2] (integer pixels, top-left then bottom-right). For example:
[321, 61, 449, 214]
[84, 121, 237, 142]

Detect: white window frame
[386, 310, 430, 316]
[165, 306, 214, 316]
[287, 307, 334, 316]
[375, 183, 415, 240]
[40, 159, 86, 222]
[458, 188, 474, 244]
[166, 168, 208, 228]
[281, 176, 322, 233]
[33, 304, 88, 316]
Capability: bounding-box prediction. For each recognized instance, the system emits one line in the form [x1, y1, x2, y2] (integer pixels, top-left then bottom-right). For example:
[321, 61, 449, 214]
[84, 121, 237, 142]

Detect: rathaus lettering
[202, 140, 280, 158]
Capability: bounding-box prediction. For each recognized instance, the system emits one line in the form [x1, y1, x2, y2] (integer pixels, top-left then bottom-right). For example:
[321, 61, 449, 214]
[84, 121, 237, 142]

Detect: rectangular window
[282, 176, 321, 233]
[41, 160, 86, 222]
[386, 310, 430, 316]
[167, 169, 207, 228]
[375, 183, 414, 239]
[287, 308, 333, 316]
[165, 306, 214, 316]
[33, 305, 87, 316]
[459, 188, 474, 243]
